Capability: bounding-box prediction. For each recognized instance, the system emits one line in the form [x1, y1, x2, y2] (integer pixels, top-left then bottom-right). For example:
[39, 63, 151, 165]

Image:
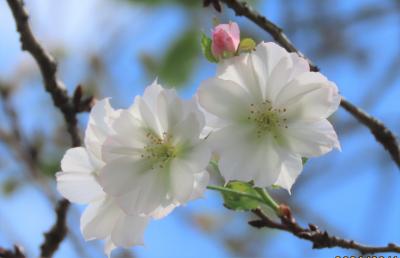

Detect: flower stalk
[255, 187, 279, 212]
[207, 185, 265, 203]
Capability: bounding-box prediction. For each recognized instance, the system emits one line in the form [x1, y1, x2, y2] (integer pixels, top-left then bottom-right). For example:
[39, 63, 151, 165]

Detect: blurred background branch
[6, 0, 83, 147]
[0, 246, 25, 258]
[4, 0, 91, 257]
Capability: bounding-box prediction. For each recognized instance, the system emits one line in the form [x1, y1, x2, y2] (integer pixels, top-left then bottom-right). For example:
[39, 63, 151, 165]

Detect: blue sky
[0, 0, 399, 257]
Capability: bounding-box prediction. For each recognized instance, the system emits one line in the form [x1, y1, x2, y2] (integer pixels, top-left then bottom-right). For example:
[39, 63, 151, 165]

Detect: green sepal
[238, 38, 256, 52]
[271, 184, 281, 189]
[201, 32, 218, 63]
[222, 181, 262, 211]
[212, 17, 220, 27]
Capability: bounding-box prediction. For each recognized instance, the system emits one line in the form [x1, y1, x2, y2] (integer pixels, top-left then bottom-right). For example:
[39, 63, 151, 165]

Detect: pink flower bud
[211, 22, 240, 58]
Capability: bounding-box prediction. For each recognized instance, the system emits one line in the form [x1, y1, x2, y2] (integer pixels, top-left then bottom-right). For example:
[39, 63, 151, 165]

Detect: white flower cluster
[56, 42, 340, 256]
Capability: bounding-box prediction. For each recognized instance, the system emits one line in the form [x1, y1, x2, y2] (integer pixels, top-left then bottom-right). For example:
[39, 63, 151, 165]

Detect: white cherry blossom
[98, 82, 211, 216]
[57, 99, 149, 257]
[198, 42, 340, 192]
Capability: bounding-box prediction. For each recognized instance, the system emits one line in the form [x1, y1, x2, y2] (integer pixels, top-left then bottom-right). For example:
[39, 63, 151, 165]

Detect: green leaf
[302, 157, 308, 165]
[238, 38, 256, 52]
[222, 181, 262, 211]
[2, 179, 19, 196]
[40, 160, 60, 177]
[201, 32, 218, 63]
[160, 29, 199, 87]
[141, 28, 200, 88]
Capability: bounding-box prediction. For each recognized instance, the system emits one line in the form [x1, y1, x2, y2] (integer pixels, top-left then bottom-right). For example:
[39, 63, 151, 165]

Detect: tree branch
[6, 0, 81, 147]
[0, 246, 26, 258]
[249, 206, 400, 255]
[0, 86, 40, 178]
[218, 0, 400, 168]
[5, 0, 88, 257]
[39, 199, 70, 258]
[340, 97, 400, 166]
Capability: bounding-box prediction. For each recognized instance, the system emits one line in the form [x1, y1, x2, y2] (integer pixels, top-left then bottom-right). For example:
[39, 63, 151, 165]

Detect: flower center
[141, 131, 177, 169]
[247, 101, 288, 138]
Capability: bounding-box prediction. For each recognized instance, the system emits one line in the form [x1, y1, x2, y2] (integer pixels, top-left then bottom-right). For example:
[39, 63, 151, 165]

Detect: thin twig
[0, 84, 95, 258]
[39, 199, 70, 258]
[0, 246, 26, 258]
[5, 0, 84, 257]
[341, 97, 400, 166]
[0, 86, 40, 178]
[6, 0, 81, 147]
[218, 0, 400, 167]
[249, 206, 400, 255]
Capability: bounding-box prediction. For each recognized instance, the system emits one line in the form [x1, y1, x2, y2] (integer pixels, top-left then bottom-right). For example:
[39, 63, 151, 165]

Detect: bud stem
[207, 185, 264, 203]
[255, 187, 279, 213]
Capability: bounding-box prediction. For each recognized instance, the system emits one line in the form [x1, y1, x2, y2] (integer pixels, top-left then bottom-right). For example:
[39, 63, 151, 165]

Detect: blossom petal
[104, 237, 116, 258]
[218, 147, 249, 182]
[98, 157, 151, 197]
[217, 54, 263, 99]
[111, 110, 148, 148]
[190, 171, 210, 200]
[56, 171, 104, 204]
[156, 89, 183, 133]
[218, 137, 281, 186]
[142, 80, 163, 112]
[150, 203, 177, 220]
[80, 197, 121, 240]
[111, 214, 149, 248]
[88, 99, 117, 131]
[115, 169, 169, 215]
[207, 124, 255, 153]
[198, 78, 253, 122]
[263, 56, 293, 102]
[275, 72, 340, 120]
[197, 99, 228, 138]
[289, 53, 309, 78]
[285, 119, 340, 157]
[182, 98, 206, 131]
[171, 112, 202, 146]
[273, 151, 303, 193]
[61, 147, 93, 172]
[57, 147, 103, 204]
[252, 139, 283, 187]
[102, 110, 148, 162]
[84, 98, 120, 164]
[169, 160, 195, 203]
[250, 42, 292, 101]
[138, 97, 161, 136]
[180, 141, 211, 173]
